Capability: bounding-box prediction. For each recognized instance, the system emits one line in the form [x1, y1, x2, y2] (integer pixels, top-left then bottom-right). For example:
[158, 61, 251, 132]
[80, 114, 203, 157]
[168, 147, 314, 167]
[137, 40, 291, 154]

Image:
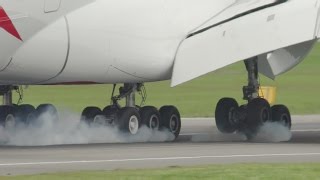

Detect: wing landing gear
[215, 57, 292, 140]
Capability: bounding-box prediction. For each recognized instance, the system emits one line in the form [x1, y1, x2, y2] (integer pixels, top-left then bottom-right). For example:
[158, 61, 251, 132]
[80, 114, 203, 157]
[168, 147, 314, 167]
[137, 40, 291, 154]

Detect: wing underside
[171, 0, 320, 86]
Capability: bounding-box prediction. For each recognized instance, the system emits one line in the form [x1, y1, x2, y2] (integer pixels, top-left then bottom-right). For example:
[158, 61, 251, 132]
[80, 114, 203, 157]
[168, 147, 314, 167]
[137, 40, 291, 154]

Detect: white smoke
[0, 109, 174, 146]
[191, 121, 292, 143]
[253, 122, 292, 142]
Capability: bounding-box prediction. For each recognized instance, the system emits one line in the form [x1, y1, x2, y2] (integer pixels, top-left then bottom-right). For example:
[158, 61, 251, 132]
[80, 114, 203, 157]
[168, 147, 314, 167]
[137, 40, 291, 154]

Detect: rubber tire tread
[81, 106, 102, 125]
[116, 107, 141, 134]
[140, 106, 160, 129]
[159, 106, 181, 140]
[215, 98, 239, 134]
[271, 105, 292, 129]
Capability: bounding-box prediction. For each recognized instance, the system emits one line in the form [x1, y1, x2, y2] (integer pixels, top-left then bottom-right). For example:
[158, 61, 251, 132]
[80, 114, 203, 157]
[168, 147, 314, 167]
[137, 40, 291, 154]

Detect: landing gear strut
[0, 86, 18, 128]
[215, 57, 292, 140]
[81, 83, 181, 139]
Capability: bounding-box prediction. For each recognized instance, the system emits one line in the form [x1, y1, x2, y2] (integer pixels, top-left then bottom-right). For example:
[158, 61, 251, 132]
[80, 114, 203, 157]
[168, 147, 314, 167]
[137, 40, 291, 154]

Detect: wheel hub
[228, 107, 238, 125]
[149, 115, 159, 129]
[5, 114, 15, 129]
[170, 115, 179, 132]
[280, 114, 289, 125]
[261, 107, 270, 122]
[93, 115, 108, 126]
[129, 115, 139, 134]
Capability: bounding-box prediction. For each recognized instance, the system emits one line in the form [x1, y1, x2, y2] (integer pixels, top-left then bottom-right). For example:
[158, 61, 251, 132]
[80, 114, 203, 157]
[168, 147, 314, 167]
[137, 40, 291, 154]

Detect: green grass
[13, 44, 320, 117]
[2, 164, 320, 179]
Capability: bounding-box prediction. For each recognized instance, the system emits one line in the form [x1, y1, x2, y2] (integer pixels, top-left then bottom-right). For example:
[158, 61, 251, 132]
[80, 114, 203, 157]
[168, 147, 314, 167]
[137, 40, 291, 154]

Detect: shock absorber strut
[0, 85, 16, 105]
[243, 57, 260, 102]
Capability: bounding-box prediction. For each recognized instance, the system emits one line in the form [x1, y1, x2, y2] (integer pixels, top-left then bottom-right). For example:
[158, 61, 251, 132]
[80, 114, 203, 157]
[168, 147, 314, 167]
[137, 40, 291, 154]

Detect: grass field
[2, 163, 320, 179]
[13, 44, 320, 117]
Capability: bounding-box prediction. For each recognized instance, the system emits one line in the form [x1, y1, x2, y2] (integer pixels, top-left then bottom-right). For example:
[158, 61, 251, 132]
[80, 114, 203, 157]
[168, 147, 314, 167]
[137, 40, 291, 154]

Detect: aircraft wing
[171, 0, 320, 86]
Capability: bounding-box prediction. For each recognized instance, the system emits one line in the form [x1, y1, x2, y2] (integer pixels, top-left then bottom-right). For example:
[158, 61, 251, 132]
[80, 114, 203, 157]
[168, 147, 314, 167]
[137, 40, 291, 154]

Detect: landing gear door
[44, 0, 61, 13]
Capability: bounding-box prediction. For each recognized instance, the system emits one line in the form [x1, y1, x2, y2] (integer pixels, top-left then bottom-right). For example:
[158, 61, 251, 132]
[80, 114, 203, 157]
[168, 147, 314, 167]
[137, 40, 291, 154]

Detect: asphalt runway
[1, 115, 320, 176]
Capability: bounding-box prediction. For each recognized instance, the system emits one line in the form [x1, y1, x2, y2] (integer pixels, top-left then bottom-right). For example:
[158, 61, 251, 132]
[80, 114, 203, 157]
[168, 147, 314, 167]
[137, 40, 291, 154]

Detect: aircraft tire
[103, 105, 118, 116]
[215, 98, 239, 134]
[81, 106, 102, 125]
[272, 105, 292, 129]
[140, 106, 160, 130]
[116, 107, 141, 135]
[16, 104, 36, 124]
[0, 105, 16, 128]
[243, 98, 271, 140]
[159, 106, 181, 139]
[36, 104, 58, 118]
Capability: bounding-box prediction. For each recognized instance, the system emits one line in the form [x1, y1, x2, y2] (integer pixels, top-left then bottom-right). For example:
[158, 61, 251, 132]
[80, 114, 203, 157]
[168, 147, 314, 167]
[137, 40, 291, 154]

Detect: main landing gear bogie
[215, 57, 292, 140]
[0, 103, 59, 128]
[81, 105, 181, 138]
[215, 97, 292, 139]
[81, 83, 182, 140]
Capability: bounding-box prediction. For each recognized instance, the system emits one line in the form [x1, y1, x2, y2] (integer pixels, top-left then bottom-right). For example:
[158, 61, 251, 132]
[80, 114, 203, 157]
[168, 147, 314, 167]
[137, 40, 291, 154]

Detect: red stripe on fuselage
[42, 81, 100, 85]
[0, 7, 22, 41]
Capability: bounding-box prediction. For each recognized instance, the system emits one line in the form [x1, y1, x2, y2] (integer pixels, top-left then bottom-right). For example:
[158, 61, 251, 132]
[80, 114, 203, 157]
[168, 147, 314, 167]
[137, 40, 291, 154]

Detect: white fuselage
[0, 0, 232, 85]
[0, 0, 318, 86]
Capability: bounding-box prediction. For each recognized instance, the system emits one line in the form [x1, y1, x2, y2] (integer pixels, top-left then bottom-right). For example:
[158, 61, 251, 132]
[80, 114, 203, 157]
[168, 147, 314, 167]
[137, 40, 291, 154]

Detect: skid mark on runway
[2, 153, 320, 167]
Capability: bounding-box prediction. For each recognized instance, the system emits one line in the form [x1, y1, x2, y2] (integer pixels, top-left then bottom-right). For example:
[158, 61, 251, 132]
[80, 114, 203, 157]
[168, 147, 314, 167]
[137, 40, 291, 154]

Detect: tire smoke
[253, 122, 292, 142]
[191, 121, 292, 143]
[0, 109, 175, 146]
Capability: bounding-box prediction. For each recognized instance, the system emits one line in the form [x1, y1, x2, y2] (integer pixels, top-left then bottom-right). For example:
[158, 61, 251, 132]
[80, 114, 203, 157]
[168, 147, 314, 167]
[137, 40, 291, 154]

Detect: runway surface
[1, 115, 320, 176]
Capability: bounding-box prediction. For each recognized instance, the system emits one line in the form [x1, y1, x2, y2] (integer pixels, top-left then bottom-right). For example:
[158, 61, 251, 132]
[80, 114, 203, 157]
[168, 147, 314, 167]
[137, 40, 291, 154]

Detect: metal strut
[124, 83, 136, 107]
[0, 85, 16, 105]
[243, 57, 260, 102]
[111, 83, 144, 108]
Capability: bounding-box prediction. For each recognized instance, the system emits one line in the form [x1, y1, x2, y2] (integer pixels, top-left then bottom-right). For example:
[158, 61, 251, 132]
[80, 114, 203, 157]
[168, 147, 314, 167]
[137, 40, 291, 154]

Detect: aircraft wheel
[103, 105, 118, 116]
[272, 105, 291, 129]
[103, 105, 119, 125]
[160, 106, 181, 139]
[215, 98, 239, 133]
[16, 104, 36, 124]
[243, 98, 271, 139]
[33, 104, 58, 126]
[116, 107, 141, 135]
[81, 107, 103, 125]
[0, 105, 16, 129]
[140, 106, 160, 130]
[37, 104, 58, 118]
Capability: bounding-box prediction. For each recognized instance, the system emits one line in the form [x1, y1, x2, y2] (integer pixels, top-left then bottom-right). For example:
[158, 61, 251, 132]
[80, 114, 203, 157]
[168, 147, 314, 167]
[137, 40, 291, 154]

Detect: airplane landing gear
[215, 57, 292, 140]
[81, 83, 181, 139]
[0, 86, 59, 128]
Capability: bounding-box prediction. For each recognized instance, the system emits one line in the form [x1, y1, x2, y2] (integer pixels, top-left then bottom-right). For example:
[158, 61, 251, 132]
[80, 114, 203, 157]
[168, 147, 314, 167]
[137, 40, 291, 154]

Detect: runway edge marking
[2, 153, 320, 167]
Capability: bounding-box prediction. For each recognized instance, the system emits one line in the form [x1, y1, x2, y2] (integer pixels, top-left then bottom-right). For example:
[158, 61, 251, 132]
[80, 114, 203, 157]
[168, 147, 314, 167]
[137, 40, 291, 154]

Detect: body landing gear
[81, 83, 181, 140]
[215, 57, 292, 140]
[0, 85, 58, 128]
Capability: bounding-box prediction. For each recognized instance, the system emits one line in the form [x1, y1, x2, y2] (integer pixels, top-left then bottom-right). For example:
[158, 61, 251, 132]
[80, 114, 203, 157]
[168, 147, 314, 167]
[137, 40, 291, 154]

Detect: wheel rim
[228, 107, 237, 125]
[93, 115, 107, 126]
[261, 107, 270, 122]
[169, 115, 179, 133]
[280, 114, 289, 126]
[129, 115, 139, 134]
[149, 115, 159, 129]
[5, 114, 15, 128]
